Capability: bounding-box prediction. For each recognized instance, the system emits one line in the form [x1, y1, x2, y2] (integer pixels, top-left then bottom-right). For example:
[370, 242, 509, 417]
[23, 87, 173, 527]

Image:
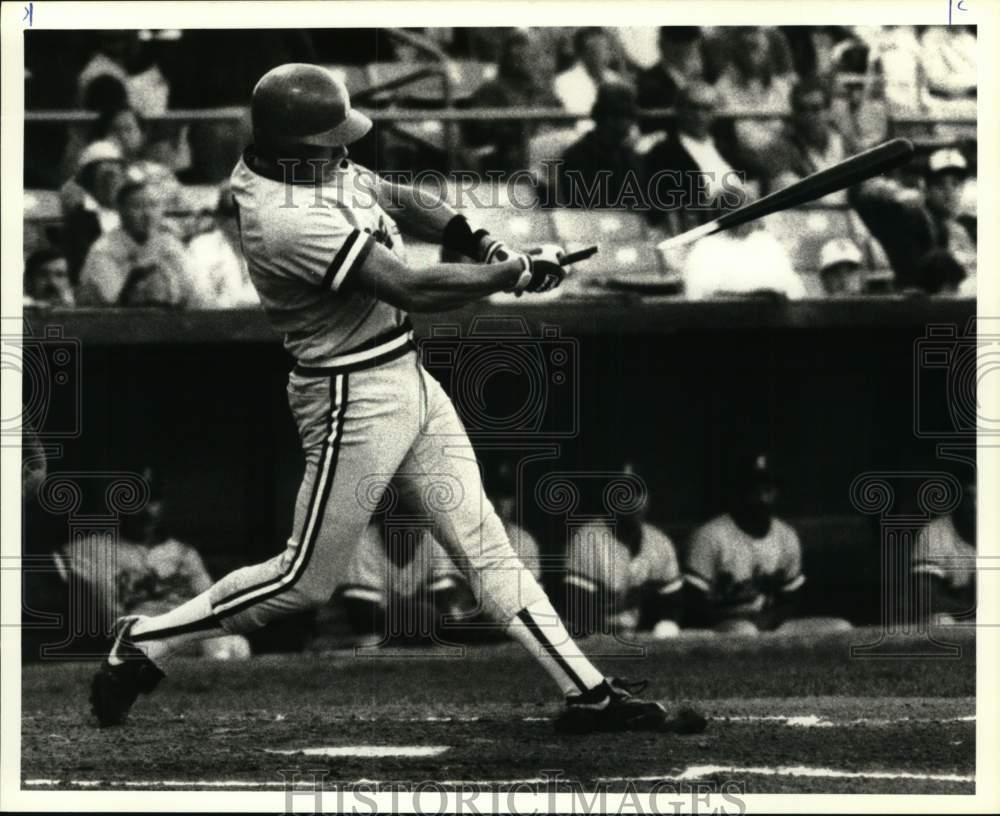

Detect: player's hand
[523, 244, 569, 293]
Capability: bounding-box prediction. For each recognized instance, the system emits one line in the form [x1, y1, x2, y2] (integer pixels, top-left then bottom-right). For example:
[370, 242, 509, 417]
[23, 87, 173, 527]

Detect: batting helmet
[251, 63, 372, 149]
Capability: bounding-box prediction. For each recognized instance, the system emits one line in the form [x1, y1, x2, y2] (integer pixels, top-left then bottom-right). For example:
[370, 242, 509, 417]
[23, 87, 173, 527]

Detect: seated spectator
[645, 82, 741, 230]
[59, 140, 126, 281]
[77, 174, 196, 307]
[558, 82, 647, 209]
[850, 147, 976, 292]
[184, 186, 259, 308]
[24, 249, 75, 308]
[53, 468, 250, 660]
[561, 464, 683, 638]
[711, 27, 796, 180]
[464, 29, 561, 174]
[852, 26, 923, 111]
[919, 25, 976, 108]
[89, 105, 146, 162]
[553, 28, 623, 116]
[334, 510, 470, 647]
[681, 201, 804, 300]
[818, 238, 865, 296]
[637, 27, 705, 134]
[912, 476, 976, 625]
[77, 31, 170, 117]
[683, 452, 805, 634]
[772, 77, 850, 203]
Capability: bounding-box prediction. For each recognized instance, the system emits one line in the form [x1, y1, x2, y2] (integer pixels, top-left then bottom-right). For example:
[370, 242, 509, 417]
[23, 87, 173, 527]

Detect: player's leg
[91, 366, 418, 724]
[394, 368, 671, 730]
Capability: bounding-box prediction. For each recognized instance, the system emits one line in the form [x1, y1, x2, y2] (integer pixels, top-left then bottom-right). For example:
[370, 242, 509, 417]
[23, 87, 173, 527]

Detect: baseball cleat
[90, 616, 165, 728]
[555, 677, 672, 734]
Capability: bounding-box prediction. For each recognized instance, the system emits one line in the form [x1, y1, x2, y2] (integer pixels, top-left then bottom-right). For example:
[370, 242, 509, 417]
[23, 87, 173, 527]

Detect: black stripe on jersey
[323, 230, 360, 290]
[516, 608, 588, 692]
[322, 230, 376, 292]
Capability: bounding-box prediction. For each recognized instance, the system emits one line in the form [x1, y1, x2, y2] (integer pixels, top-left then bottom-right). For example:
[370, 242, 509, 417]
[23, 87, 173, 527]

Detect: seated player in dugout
[334, 494, 471, 647]
[683, 452, 851, 636]
[912, 474, 976, 626]
[561, 463, 684, 639]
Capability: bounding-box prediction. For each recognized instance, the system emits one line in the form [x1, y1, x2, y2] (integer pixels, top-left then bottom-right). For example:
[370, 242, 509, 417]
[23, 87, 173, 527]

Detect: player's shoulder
[771, 516, 801, 546]
[690, 514, 731, 544]
[641, 522, 677, 555]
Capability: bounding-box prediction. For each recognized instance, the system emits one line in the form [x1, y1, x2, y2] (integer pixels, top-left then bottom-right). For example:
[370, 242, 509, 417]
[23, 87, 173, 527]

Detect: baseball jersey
[567, 522, 682, 597]
[684, 513, 804, 616]
[912, 515, 976, 590]
[341, 523, 463, 602]
[230, 150, 408, 365]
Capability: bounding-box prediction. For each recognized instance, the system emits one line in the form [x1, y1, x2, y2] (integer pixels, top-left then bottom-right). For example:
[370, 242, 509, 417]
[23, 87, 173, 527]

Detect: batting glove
[493, 244, 569, 295]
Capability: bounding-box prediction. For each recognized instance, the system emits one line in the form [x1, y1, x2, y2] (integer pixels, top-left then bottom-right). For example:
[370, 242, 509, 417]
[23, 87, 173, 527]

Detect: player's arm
[374, 177, 516, 263]
[681, 528, 719, 629]
[347, 241, 562, 312]
[759, 528, 806, 629]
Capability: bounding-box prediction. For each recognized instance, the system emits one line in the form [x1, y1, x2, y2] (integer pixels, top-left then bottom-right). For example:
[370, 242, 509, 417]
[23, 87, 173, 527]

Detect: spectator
[636, 27, 705, 134]
[335, 510, 470, 647]
[77, 175, 196, 307]
[59, 140, 126, 281]
[912, 476, 976, 626]
[77, 31, 170, 117]
[682, 452, 805, 634]
[184, 187, 259, 308]
[561, 464, 683, 639]
[712, 27, 796, 180]
[772, 77, 850, 202]
[919, 26, 976, 107]
[852, 25, 922, 112]
[24, 249, 75, 308]
[818, 238, 865, 296]
[464, 29, 561, 173]
[53, 468, 251, 660]
[553, 28, 623, 116]
[645, 82, 741, 230]
[89, 106, 146, 161]
[681, 195, 804, 300]
[850, 147, 976, 292]
[558, 82, 647, 209]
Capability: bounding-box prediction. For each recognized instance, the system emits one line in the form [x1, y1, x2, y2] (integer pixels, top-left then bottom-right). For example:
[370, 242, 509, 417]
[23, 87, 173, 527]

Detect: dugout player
[562, 465, 683, 638]
[683, 452, 805, 634]
[91, 64, 673, 733]
[334, 501, 472, 645]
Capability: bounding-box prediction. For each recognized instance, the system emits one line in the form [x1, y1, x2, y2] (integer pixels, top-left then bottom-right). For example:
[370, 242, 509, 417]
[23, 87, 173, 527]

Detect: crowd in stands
[24, 25, 977, 308]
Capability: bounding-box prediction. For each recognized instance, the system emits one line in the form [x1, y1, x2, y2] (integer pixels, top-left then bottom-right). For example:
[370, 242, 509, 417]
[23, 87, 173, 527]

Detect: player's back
[229, 150, 408, 365]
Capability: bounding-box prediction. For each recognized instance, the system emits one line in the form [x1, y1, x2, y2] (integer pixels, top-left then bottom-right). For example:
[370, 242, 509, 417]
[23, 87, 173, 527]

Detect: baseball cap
[927, 148, 968, 176]
[77, 139, 124, 171]
[819, 238, 863, 272]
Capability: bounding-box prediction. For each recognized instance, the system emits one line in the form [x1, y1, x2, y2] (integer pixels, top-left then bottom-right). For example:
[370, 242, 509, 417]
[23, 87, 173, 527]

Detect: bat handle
[560, 245, 599, 266]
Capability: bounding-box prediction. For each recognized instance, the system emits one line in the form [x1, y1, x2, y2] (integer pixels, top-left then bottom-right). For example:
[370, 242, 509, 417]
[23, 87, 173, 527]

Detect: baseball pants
[207, 346, 547, 634]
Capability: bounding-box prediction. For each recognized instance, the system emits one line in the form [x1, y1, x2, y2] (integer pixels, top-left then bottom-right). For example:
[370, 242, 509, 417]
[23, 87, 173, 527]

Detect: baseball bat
[656, 138, 915, 252]
[561, 245, 599, 265]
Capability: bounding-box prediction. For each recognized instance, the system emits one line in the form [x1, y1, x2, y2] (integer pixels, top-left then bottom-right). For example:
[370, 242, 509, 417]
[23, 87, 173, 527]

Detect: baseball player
[683, 452, 805, 634]
[562, 466, 683, 638]
[335, 502, 471, 645]
[91, 64, 672, 733]
[912, 476, 976, 624]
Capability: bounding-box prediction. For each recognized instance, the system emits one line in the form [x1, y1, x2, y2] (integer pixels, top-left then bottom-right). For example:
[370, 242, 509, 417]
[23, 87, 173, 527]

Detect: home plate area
[22, 630, 975, 794]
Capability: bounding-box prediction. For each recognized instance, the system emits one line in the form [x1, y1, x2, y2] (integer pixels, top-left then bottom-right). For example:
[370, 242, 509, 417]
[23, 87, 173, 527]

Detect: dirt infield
[20, 628, 975, 794]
